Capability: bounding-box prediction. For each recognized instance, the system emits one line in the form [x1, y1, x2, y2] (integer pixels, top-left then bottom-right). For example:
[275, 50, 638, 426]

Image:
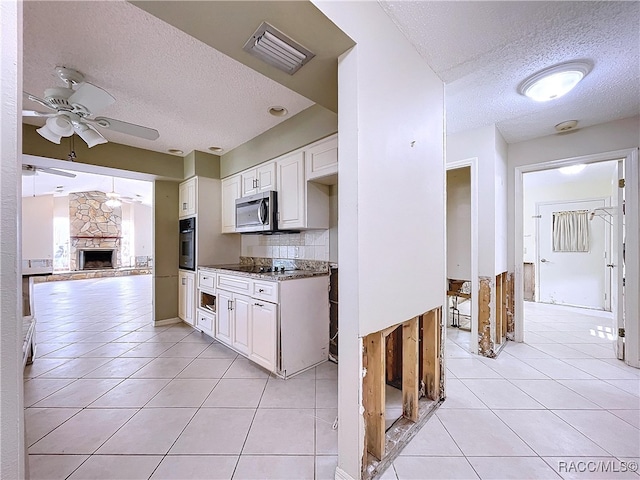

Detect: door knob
[607, 264, 615, 268]
[540, 258, 549, 263]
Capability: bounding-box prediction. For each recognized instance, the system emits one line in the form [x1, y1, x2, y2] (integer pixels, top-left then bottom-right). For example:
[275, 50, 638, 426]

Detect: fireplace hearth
[78, 249, 116, 270]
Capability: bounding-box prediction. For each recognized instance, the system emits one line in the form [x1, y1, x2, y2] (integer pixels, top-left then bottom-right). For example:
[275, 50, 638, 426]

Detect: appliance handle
[258, 198, 267, 225]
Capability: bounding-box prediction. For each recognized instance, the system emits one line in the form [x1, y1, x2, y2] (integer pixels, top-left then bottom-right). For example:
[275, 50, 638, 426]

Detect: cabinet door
[276, 151, 305, 229]
[221, 175, 242, 233]
[179, 270, 195, 326]
[232, 294, 251, 355]
[216, 290, 233, 346]
[241, 170, 258, 197]
[257, 162, 276, 192]
[179, 178, 196, 218]
[250, 301, 277, 372]
[306, 135, 338, 181]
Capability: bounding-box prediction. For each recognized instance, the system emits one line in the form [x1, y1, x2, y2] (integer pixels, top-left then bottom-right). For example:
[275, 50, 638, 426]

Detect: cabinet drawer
[217, 273, 252, 295]
[196, 309, 214, 333]
[198, 271, 215, 290]
[252, 280, 279, 303]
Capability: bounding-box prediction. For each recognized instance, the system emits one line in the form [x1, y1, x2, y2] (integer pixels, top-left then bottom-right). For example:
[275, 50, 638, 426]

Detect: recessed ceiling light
[555, 120, 579, 132]
[268, 106, 288, 117]
[518, 61, 591, 102]
[208, 146, 224, 153]
[559, 164, 586, 175]
[168, 149, 184, 155]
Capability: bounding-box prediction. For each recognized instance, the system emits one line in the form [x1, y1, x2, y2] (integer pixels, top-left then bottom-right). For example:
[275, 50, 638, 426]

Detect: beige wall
[23, 124, 184, 180]
[153, 181, 179, 322]
[220, 105, 337, 178]
[184, 150, 220, 180]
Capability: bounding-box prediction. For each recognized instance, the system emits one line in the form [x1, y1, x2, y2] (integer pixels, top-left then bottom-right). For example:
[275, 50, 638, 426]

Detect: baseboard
[335, 466, 357, 480]
[154, 317, 182, 327]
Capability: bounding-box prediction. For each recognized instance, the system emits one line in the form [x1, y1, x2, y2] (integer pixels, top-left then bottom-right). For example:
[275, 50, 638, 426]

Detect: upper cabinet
[305, 134, 338, 185]
[241, 162, 277, 197]
[221, 135, 336, 233]
[178, 177, 197, 218]
[221, 174, 242, 233]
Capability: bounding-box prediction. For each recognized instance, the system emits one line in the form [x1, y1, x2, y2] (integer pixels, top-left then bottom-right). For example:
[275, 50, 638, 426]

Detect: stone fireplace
[69, 191, 122, 271]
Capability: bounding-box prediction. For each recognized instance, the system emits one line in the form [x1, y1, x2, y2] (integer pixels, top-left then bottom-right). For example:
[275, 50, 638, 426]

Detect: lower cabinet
[215, 290, 251, 355]
[216, 289, 233, 345]
[178, 270, 195, 326]
[250, 300, 277, 372]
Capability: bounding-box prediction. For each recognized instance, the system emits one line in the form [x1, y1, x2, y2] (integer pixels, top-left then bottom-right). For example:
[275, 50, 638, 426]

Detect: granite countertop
[199, 264, 329, 281]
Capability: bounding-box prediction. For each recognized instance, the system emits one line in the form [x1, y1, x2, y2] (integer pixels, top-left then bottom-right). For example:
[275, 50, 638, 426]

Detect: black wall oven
[179, 217, 196, 271]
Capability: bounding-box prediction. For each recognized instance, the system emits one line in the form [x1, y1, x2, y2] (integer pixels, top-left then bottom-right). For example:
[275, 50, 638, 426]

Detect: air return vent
[243, 22, 315, 75]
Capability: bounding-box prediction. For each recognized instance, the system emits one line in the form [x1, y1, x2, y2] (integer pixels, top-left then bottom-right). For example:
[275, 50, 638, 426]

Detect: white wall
[508, 116, 640, 272]
[447, 167, 471, 280]
[447, 125, 497, 277]
[329, 184, 338, 264]
[22, 194, 54, 264]
[523, 173, 616, 263]
[495, 128, 508, 273]
[0, 1, 25, 478]
[313, 2, 445, 478]
[132, 203, 153, 257]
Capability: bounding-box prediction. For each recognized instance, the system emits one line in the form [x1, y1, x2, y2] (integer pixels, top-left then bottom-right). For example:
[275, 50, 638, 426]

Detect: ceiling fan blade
[68, 82, 115, 114]
[24, 92, 54, 110]
[92, 117, 160, 140]
[22, 109, 57, 117]
[37, 167, 76, 178]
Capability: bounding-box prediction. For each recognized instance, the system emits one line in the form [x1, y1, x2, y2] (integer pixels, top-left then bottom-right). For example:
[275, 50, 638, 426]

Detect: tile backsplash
[241, 230, 330, 261]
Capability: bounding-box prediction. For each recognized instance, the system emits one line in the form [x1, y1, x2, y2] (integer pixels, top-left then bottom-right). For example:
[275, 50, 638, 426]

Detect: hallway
[24, 278, 639, 479]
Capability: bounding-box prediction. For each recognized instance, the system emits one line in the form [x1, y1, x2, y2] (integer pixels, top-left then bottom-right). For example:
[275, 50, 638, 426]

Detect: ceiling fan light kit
[24, 66, 159, 148]
[518, 60, 592, 102]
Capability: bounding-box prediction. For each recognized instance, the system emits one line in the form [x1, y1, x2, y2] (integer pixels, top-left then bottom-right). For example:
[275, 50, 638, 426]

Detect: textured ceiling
[23, 1, 314, 156]
[380, 1, 640, 143]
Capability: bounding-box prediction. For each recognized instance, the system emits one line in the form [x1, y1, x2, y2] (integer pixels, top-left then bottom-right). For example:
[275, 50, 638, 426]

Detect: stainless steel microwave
[235, 191, 278, 233]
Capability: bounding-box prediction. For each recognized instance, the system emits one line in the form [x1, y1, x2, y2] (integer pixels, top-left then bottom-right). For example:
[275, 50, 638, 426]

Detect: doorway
[515, 149, 639, 367]
[446, 159, 478, 354]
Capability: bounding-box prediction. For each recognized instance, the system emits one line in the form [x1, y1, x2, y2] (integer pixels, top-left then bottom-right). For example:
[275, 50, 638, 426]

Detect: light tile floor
[26, 278, 639, 479]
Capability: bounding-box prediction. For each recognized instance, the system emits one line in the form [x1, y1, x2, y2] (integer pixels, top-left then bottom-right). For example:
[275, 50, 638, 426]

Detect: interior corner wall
[495, 127, 508, 274]
[507, 115, 640, 273]
[153, 181, 179, 323]
[1, 1, 25, 478]
[184, 150, 221, 180]
[447, 125, 497, 277]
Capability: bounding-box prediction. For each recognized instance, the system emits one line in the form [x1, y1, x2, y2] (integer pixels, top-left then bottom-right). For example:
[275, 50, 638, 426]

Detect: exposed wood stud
[478, 277, 495, 357]
[506, 272, 515, 339]
[363, 331, 385, 460]
[495, 273, 503, 344]
[501, 272, 508, 341]
[402, 317, 419, 421]
[422, 309, 440, 400]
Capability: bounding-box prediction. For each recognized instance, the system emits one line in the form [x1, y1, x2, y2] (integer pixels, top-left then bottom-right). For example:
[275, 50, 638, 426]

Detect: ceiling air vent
[243, 22, 315, 75]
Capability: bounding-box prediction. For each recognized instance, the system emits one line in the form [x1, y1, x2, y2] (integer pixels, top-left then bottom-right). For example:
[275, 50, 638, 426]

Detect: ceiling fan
[22, 164, 76, 178]
[23, 66, 159, 148]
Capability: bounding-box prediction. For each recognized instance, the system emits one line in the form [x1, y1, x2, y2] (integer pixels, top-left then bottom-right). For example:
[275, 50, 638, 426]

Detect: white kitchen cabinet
[241, 162, 276, 197]
[232, 294, 251, 355]
[221, 174, 242, 233]
[305, 134, 337, 184]
[250, 300, 277, 372]
[276, 149, 330, 230]
[178, 270, 195, 326]
[196, 309, 214, 336]
[216, 289, 233, 346]
[178, 177, 196, 218]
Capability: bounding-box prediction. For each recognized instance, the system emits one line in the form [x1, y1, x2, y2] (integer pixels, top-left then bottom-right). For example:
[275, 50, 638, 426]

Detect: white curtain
[553, 210, 590, 252]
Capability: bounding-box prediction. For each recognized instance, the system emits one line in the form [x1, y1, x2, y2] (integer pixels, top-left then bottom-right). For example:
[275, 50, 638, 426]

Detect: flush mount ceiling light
[555, 120, 579, 132]
[518, 61, 591, 102]
[268, 106, 288, 117]
[559, 164, 586, 175]
[243, 22, 315, 75]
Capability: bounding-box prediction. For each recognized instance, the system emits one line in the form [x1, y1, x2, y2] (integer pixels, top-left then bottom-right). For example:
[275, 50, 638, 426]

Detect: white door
[537, 199, 608, 309]
[232, 294, 251, 355]
[613, 160, 624, 359]
[221, 175, 241, 233]
[276, 151, 305, 229]
[216, 290, 233, 346]
[250, 300, 277, 371]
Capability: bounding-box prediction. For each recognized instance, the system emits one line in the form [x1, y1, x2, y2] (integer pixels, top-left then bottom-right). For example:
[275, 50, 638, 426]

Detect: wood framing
[422, 309, 440, 401]
[478, 276, 494, 357]
[363, 331, 385, 460]
[501, 273, 508, 341]
[506, 272, 515, 339]
[495, 273, 503, 344]
[402, 317, 419, 421]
